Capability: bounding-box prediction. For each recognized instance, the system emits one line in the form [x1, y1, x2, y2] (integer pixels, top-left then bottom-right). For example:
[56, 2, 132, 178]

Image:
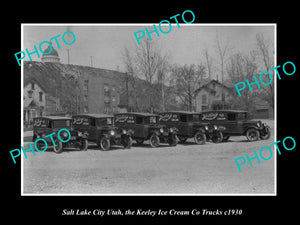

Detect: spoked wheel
[211, 131, 223, 143]
[149, 134, 160, 148]
[194, 131, 206, 145]
[246, 128, 260, 142]
[98, 137, 111, 151]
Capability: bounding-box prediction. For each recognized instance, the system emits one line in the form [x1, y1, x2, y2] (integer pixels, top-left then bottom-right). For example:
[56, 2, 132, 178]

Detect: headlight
[122, 129, 127, 134]
[204, 126, 209, 130]
[110, 130, 115, 136]
[159, 128, 164, 133]
[77, 131, 83, 136]
[169, 128, 173, 133]
[62, 132, 68, 138]
[214, 125, 218, 130]
[257, 122, 261, 127]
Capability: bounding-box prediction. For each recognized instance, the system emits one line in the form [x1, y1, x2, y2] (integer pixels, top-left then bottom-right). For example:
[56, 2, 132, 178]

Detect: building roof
[24, 77, 48, 93]
[160, 111, 199, 115]
[34, 116, 71, 120]
[41, 44, 59, 57]
[75, 113, 113, 118]
[202, 109, 248, 113]
[194, 79, 233, 95]
[115, 112, 158, 117]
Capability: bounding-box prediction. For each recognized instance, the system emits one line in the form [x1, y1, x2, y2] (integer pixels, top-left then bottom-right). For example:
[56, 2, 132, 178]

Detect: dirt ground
[22, 119, 275, 195]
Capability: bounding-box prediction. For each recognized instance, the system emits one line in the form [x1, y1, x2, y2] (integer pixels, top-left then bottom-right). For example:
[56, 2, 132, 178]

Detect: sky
[22, 24, 275, 79]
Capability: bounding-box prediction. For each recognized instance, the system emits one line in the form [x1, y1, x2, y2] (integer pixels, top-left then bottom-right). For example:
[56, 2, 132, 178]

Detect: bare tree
[227, 51, 258, 113]
[135, 39, 169, 113]
[121, 47, 139, 111]
[203, 49, 213, 80]
[256, 33, 274, 109]
[170, 63, 205, 111]
[215, 33, 230, 108]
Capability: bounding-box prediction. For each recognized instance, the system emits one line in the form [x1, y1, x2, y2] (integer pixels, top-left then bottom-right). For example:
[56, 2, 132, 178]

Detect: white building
[23, 78, 46, 125]
[41, 43, 61, 63]
[195, 80, 233, 112]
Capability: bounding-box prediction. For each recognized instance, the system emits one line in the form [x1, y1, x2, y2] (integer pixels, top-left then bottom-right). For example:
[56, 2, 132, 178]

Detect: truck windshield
[144, 116, 157, 124]
[98, 118, 113, 125]
[237, 113, 248, 120]
[53, 120, 70, 128]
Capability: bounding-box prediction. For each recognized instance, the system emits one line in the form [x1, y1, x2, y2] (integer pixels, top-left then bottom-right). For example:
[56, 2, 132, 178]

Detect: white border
[21, 23, 277, 196]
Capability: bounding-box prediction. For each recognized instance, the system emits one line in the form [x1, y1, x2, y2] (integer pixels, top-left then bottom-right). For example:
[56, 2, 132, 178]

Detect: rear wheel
[98, 137, 111, 151]
[211, 131, 223, 143]
[149, 134, 160, 148]
[246, 128, 260, 141]
[194, 131, 206, 145]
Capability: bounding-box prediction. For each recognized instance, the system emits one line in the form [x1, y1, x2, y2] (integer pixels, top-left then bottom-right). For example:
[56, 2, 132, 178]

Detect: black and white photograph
[4, 4, 298, 224]
[21, 24, 275, 195]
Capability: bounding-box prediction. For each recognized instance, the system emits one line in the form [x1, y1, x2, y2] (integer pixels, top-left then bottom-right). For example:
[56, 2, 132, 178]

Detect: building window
[202, 94, 207, 105]
[222, 93, 226, 101]
[28, 90, 33, 98]
[39, 92, 43, 102]
[104, 84, 110, 94]
[31, 82, 35, 90]
[84, 106, 88, 113]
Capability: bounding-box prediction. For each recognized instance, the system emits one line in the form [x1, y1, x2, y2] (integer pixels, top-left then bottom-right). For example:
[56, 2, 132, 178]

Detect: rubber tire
[99, 137, 111, 151]
[211, 131, 223, 143]
[194, 131, 206, 145]
[246, 128, 260, 142]
[149, 134, 160, 148]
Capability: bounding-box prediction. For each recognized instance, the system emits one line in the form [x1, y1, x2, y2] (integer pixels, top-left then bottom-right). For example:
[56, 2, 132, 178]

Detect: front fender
[150, 130, 160, 136]
[196, 128, 206, 134]
[100, 133, 110, 139]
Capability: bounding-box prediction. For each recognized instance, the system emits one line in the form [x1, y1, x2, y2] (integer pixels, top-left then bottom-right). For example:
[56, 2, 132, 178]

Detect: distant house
[195, 80, 233, 112]
[194, 80, 273, 119]
[23, 78, 47, 124]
